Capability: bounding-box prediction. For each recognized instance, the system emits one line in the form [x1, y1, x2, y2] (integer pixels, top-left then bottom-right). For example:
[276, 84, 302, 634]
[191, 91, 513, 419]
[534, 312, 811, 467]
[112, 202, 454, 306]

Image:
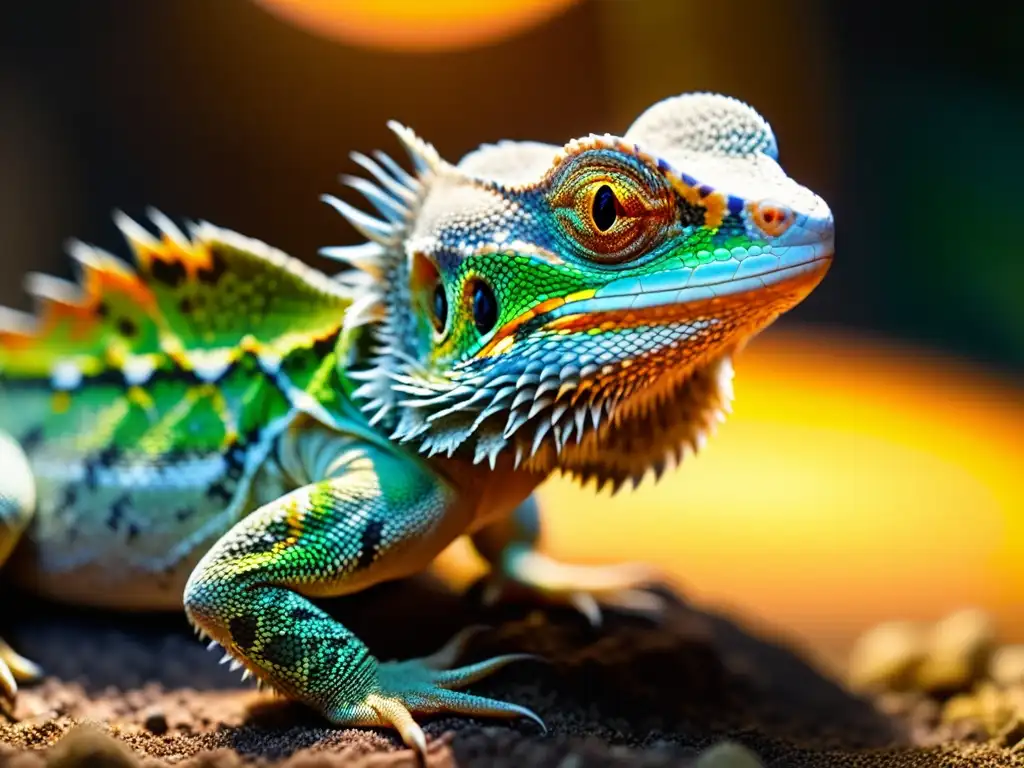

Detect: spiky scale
[340, 175, 409, 223]
[321, 194, 397, 245]
[349, 151, 417, 204]
[0, 212, 358, 576]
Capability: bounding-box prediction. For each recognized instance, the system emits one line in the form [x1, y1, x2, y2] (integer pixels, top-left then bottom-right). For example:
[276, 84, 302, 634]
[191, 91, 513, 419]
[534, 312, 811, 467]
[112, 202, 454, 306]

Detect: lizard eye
[591, 184, 621, 232]
[469, 278, 498, 336]
[556, 178, 651, 263]
[431, 282, 448, 334]
[548, 150, 674, 265]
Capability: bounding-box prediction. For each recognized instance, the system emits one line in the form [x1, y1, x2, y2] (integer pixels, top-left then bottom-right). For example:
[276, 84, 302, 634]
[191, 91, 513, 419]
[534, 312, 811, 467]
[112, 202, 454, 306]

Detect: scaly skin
[0, 92, 834, 754]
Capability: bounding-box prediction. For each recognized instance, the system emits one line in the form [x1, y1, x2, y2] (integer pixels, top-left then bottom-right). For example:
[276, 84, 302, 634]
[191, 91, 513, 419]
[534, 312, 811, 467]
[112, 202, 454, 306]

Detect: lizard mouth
[536, 241, 833, 331]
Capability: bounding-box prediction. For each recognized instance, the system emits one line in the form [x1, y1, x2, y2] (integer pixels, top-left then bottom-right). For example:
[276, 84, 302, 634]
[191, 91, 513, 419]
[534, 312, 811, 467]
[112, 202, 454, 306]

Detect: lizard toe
[0, 637, 42, 717]
[0, 639, 43, 683]
[479, 548, 666, 627]
[326, 632, 544, 756]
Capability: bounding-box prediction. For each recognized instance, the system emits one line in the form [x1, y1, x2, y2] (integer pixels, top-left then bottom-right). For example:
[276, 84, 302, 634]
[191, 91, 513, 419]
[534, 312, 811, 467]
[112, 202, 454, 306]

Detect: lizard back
[0, 216, 355, 604]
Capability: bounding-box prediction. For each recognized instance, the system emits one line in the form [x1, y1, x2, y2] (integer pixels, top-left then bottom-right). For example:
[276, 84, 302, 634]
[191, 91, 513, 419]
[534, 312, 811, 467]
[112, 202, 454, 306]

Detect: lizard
[0, 92, 834, 755]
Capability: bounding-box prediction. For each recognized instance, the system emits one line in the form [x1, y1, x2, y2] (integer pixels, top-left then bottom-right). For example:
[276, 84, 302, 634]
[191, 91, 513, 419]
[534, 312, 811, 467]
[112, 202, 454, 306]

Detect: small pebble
[916, 608, 995, 694]
[996, 716, 1024, 749]
[693, 741, 765, 768]
[45, 723, 137, 768]
[142, 710, 168, 736]
[942, 682, 1018, 741]
[847, 620, 926, 691]
[990, 645, 1024, 688]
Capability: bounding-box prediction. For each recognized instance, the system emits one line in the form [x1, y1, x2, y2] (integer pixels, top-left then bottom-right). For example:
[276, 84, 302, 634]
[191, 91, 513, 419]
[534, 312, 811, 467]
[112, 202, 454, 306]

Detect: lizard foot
[0, 637, 43, 715]
[480, 546, 665, 627]
[329, 627, 545, 754]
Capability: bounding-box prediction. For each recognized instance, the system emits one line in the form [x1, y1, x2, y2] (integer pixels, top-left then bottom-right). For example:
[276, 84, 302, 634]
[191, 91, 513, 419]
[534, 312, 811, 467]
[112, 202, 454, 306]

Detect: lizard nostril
[749, 201, 795, 237]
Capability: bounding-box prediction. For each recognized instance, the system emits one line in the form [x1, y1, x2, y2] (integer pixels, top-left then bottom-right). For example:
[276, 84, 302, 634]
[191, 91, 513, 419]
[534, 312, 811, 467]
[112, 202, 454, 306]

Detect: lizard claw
[479, 547, 666, 627]
[0, 637, 43, 716]
[327, 630, 545, 757]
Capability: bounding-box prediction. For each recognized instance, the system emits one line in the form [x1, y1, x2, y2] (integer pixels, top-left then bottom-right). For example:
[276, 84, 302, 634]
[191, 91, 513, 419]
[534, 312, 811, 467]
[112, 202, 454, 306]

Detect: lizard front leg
[183, 435, 541, 755]
[0, 431, 43, 713]
[471, 494, 663, 627]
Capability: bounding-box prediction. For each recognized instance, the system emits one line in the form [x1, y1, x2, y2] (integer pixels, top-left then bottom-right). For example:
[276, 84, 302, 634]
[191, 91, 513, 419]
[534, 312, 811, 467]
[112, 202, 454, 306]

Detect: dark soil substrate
[0, 576, 1018, 767]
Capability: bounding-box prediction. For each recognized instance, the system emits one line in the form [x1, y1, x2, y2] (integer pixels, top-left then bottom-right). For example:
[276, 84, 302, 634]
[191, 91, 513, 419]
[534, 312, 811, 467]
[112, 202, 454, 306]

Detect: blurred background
[1, 0, 1021, 667]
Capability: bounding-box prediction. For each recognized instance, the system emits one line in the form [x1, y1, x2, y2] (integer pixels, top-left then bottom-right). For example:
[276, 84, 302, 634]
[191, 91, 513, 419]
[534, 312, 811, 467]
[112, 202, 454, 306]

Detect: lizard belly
[9, 439, 291, 610]
[9, 539, 212, 610]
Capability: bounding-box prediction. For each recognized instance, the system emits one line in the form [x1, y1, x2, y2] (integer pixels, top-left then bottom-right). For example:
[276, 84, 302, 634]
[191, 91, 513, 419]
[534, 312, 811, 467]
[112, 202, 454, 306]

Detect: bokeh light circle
[253, 0, 583, 52]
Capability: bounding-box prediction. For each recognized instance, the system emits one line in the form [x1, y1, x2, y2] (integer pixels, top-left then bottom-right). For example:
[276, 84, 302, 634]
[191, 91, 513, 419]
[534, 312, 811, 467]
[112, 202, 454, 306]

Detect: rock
[995, 716, 1024, 749]
[143, 708, 169, 735]
[989, 645, 1024, 688]
[942, 682, 1019, 741]
[45, 723, 139, 768]
[916, 609, 996, 695]
[847, 620, 927, 692]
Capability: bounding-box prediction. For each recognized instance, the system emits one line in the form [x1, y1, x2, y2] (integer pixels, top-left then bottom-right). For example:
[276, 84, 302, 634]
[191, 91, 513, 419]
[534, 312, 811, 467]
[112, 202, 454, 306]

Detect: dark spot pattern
[675, 195, 706, 228]
[149, 258, 186, 287]
[106, 495, 131, 532]
[196, 252, 227, 285]
[206, 482, 234, 504]
[229, 615, 259, 651]
[356, 518, 384, 571]
[18, 425, 45, 454]
[260, 634, 302, 668]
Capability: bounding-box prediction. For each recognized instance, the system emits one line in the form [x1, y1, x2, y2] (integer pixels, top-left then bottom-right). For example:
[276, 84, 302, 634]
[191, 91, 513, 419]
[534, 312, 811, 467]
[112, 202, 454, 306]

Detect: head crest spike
[112, 209, 161, 260]
[349, 151, 418, 203]
[386, 120, 443, 175]
[146, 207, 189, 247]
[319, 242, 387, 277]
[339, 174, 408, 223]
[321, 194, 398, 245]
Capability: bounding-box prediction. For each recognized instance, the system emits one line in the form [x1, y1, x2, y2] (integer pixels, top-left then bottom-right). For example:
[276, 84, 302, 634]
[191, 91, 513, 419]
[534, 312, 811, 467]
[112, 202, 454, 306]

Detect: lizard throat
[368, 239, 827, 485]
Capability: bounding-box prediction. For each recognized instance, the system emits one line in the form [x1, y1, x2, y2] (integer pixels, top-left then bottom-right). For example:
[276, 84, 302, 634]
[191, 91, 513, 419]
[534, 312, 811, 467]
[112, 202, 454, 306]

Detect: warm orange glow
[253, 0, 583, 52]
[432, 330, 1024, 663]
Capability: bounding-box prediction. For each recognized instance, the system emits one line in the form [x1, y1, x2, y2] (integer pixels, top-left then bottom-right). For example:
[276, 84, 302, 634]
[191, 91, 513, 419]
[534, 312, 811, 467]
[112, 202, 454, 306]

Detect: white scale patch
[50, 359, 83, 391]
[31, 453, 229, 491]
[190, 353, 234, 383]
[258, 349, 283, 375]
[122, 355, 157, 386]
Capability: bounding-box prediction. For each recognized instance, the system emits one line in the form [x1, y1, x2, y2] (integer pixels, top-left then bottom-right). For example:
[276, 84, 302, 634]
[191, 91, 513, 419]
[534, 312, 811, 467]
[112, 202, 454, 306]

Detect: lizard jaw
[535, 242, 833, 333]
[383, 240, 831, 474]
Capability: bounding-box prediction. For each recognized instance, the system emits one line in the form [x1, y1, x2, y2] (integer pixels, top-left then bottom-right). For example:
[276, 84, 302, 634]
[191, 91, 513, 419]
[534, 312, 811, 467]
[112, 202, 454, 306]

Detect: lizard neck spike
[319, 121, 452, 433]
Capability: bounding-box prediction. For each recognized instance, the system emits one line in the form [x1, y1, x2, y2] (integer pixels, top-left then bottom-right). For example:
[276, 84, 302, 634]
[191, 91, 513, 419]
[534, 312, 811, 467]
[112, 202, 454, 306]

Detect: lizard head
[325, 93, 834, 490]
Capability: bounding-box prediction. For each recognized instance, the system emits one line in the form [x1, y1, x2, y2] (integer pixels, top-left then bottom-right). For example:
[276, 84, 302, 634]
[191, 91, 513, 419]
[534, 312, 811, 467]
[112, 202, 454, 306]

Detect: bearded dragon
[0, 92, 834, 754]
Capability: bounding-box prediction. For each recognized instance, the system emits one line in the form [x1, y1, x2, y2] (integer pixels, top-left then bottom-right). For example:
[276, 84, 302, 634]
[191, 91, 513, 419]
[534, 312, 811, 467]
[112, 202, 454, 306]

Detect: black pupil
[471, 280, 498, 335]
[432, 283, 448, 332]
[592, 185, 618, 232]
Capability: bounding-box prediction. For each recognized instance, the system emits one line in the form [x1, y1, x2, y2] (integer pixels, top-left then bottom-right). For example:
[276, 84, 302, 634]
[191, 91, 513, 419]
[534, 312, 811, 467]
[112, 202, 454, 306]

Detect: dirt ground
[0, 576, 1019, 767]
